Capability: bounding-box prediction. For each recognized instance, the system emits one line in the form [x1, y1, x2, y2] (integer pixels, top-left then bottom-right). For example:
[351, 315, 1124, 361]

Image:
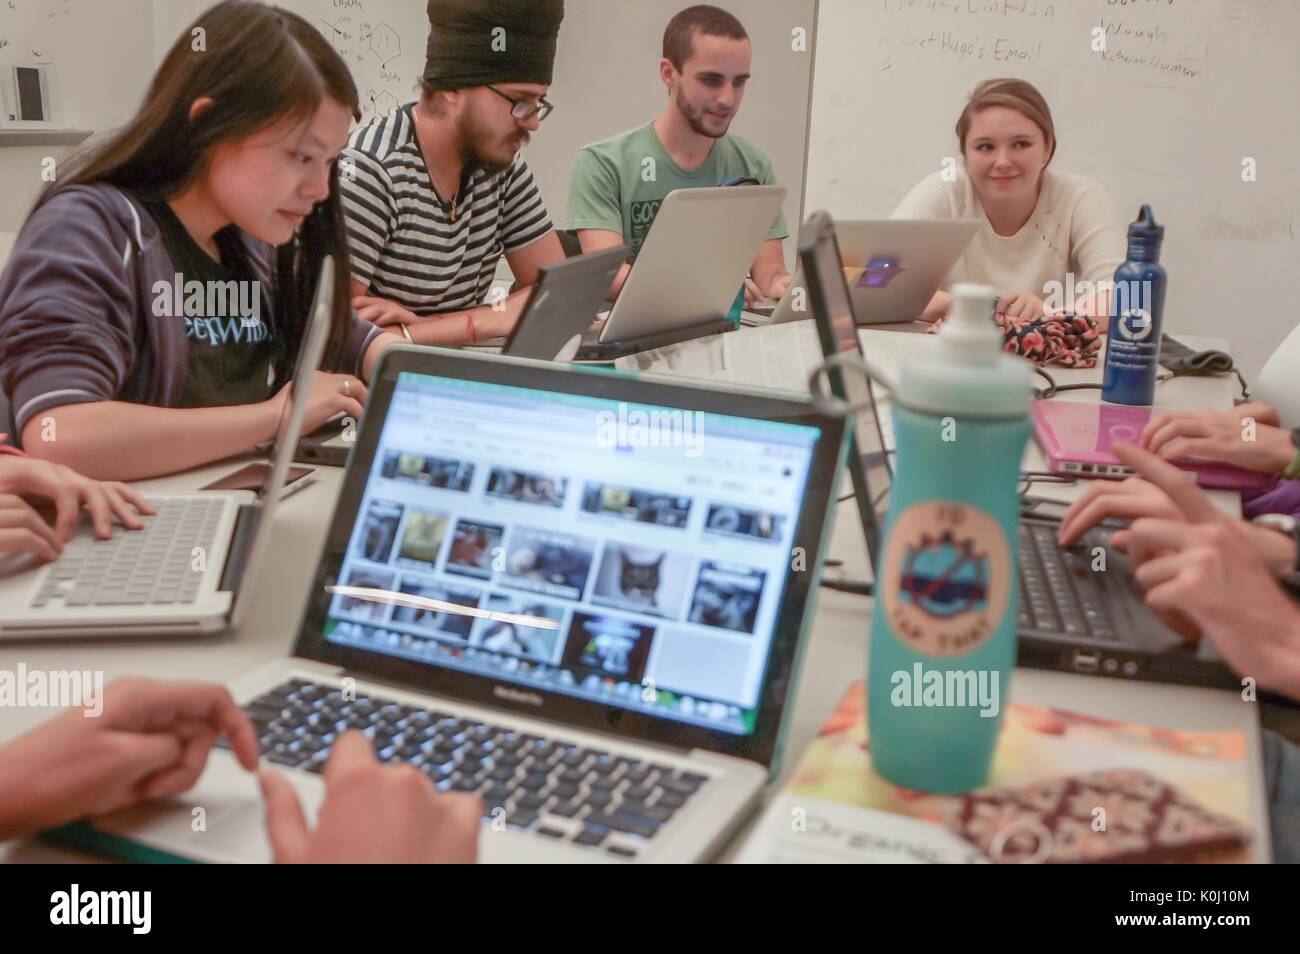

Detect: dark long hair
[42, 1, 360, 376]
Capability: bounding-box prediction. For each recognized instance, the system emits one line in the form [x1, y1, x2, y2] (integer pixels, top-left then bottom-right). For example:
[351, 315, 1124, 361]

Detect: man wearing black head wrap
[341, 0, 566, 345]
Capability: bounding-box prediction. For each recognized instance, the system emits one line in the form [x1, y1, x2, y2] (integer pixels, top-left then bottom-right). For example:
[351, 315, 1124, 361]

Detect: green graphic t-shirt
[566, 122, 788, 261]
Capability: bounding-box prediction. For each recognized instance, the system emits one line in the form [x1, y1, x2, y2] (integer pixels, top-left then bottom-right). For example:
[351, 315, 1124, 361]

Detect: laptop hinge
[219, 503, 262, 593]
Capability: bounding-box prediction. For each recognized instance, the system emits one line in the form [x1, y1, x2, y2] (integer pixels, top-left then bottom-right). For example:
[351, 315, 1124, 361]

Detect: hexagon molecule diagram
[368, 22, 400, 65]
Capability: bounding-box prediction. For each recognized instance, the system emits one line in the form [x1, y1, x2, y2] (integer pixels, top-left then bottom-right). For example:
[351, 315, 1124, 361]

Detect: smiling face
[458, 82, 547, 171]
[201, 96, 353, 245]
[963, 105, 1053, 206]
[664, 32, 752, 139]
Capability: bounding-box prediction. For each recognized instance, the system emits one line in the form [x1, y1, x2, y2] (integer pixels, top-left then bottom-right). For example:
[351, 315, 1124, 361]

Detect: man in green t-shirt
[566, 4, 791, 303]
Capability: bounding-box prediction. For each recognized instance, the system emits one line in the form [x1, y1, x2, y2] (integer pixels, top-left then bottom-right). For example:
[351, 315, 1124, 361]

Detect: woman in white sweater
[893, 78, 1125, 329]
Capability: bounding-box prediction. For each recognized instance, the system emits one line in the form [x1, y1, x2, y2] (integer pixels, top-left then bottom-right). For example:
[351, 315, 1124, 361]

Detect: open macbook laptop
[762, 217, 979, 327]
[800, 212, 1235, 690]
[0, 257, 337, 640]
[576, 185, 787, 360]
[81, 347, 848, 862]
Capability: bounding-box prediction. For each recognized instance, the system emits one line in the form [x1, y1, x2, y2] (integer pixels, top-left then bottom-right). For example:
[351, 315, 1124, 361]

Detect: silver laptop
[500, 245, 628, 360]
[576, 185, 787, 360]
[764, 217, 979, 326]
[0, 258, 338, 640]
[79, 347, 847, 863]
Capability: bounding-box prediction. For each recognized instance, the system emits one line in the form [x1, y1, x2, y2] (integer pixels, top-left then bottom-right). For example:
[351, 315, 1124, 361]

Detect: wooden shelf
[0, 129, 93, 147]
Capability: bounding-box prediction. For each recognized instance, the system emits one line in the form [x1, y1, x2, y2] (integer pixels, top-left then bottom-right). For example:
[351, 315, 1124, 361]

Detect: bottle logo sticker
[880, 502, 1010, 657]
[1117, 308, 1153, 341]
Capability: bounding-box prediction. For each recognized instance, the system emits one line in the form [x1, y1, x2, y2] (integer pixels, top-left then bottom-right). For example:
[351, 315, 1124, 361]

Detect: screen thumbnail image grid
[323, 376, 820, 736]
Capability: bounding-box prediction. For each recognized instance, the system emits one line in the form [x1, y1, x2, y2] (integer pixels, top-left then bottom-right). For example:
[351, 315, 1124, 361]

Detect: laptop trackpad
[94, 752, 323, 863]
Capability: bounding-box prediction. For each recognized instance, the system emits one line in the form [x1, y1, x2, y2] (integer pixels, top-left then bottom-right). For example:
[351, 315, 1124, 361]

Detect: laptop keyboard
[31, 497, 222, 609]
[1018, 523, 1119, 641]
[239, 678, 710, 859]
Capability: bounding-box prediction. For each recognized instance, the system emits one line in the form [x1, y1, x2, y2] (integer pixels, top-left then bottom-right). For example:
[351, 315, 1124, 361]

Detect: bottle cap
[895, 283, 1033, 420]
[1129, 204, 1164, 241]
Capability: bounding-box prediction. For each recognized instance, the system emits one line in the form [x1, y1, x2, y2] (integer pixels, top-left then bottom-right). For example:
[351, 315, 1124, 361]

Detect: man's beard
[458, 112, 528, 172]
[676, 88, 730, 140]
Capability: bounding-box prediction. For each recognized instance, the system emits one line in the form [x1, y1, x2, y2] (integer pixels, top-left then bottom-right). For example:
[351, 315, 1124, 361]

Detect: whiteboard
[155, 0, 427, 127]
[806, 0, 1300, 379]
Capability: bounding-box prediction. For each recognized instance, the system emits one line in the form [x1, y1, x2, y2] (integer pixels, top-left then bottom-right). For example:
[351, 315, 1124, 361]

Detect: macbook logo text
[494, 685, 545, 707]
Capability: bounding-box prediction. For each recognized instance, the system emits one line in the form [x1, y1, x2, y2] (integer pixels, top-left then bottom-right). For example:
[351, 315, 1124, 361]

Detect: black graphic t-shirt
[141, 196, 279, 409]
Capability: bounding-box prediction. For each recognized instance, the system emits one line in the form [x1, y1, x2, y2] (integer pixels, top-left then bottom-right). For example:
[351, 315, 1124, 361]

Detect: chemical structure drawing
[315, 16, 401, 68]
[316, 15, 404, 122]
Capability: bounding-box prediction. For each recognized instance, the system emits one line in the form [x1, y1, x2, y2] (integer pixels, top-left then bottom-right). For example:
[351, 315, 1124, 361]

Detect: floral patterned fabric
[928, 312, 1103, 368]
[942, 768, 1249, 863]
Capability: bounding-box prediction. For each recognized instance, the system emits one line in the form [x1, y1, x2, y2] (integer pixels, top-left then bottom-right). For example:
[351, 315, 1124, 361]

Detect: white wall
[0, 0, 155, 232]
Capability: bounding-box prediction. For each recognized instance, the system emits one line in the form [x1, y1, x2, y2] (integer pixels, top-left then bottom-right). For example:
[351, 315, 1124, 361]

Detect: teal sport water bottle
[867, 284, 1033, 794]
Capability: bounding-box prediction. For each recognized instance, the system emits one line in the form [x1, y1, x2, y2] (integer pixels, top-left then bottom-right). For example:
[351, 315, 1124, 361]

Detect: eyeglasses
[486, 85, 554, 122]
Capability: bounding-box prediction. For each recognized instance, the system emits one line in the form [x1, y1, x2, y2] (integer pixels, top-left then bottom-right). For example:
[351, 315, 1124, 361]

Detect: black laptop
[799, 210, 1236, 690]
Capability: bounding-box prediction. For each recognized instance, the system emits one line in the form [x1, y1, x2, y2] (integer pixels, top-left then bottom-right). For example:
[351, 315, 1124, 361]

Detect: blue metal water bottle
[1101, 205, 1167, 406]
[867, 284, 1033, 794]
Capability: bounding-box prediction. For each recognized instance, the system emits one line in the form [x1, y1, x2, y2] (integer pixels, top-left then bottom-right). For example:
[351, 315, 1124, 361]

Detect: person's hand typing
[0, 678, 258, 841]
[1141, 403, 1293, 473]
[1109, 442, 1300, 696]
[1056, 476, 1182, 547]
[0, 456, 152, 550]
[259, 731, 481, 864]
[271, 372, 366, 437]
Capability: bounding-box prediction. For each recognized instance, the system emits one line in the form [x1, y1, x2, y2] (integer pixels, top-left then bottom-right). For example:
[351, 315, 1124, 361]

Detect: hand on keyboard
[0, 678, 258, 841]
[1056, 476, 1181, 547]
[259, 730, 482, 864]
[0, 457, 152, 555]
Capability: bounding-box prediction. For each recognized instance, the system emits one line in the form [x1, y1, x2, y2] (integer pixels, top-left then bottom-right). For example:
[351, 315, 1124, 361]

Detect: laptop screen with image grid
[321, 372, 822, 737]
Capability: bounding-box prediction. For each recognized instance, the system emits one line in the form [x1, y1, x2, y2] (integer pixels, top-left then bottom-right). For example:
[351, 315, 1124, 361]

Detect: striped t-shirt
[341, 103, 553, 316]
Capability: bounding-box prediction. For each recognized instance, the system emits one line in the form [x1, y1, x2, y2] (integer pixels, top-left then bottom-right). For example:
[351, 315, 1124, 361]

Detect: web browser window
[323, 373, 821, 736]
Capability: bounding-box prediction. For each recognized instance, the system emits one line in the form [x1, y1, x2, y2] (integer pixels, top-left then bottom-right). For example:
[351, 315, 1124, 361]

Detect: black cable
[1156, 368, 1251, 402]
[1034, 367, 1104, 400]
[1036, 345, 1250, 402]
[820, 578, 873, 597]
[821, 557, 871, 595]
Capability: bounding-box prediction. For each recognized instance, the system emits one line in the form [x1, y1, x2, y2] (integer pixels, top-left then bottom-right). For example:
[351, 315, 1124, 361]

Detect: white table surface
[0, 321, 1270, 863]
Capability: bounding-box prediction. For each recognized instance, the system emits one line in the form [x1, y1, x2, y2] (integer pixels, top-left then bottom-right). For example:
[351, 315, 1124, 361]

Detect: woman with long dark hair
[0, 1, 401, 481]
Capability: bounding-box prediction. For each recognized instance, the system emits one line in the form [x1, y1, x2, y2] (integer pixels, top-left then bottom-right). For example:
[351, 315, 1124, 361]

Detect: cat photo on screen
[590, 544, 693, 620]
